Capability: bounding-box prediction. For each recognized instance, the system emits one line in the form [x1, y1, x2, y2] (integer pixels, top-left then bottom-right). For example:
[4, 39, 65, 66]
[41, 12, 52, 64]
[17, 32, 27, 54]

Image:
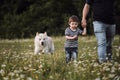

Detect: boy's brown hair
[68, 15, 80, 24]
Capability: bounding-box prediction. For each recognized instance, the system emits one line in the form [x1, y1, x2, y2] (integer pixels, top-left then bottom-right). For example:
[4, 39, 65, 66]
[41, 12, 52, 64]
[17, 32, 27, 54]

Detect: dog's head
[35, 32, 48, 47]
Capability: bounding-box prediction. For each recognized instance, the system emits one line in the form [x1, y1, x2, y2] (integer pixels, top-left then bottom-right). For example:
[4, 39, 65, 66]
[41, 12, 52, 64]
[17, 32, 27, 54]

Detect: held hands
[82, 27, 87, 35]
[81, 19, 87, 35]
[81, 19, 87, 28]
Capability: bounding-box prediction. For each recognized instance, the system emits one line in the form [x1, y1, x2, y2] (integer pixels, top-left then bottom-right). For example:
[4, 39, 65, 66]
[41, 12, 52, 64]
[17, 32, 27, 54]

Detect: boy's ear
[36, 32, 39, 36]
[68, 22, 70, 26]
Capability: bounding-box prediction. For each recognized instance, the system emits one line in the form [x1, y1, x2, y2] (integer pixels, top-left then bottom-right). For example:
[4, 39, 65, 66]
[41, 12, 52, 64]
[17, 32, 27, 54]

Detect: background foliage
[0, 0, 120, 39]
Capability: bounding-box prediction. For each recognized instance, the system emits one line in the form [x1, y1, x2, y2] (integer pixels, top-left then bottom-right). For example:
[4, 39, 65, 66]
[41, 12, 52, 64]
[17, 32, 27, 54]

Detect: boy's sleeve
[65, 28, 69, 36]
[78, 28, 83, 35]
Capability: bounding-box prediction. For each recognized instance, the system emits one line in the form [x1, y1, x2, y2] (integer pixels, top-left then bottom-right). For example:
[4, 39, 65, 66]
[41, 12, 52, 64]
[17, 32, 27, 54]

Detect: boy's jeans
[65, 47, 78, 63]
[93, 21, 116, 63]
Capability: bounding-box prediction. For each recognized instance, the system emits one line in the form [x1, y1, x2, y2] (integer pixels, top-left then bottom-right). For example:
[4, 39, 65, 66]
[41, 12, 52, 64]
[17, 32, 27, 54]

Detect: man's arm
[81, 3, 90, 28]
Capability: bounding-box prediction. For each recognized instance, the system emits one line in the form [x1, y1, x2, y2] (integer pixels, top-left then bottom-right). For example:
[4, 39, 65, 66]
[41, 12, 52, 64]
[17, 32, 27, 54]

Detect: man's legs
[106, 24, 116, 60]
[93, 21, 107, 63]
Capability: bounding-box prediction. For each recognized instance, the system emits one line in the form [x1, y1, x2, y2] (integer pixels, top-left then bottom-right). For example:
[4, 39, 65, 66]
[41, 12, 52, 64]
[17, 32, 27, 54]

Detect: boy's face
[69, 22, 78, 28]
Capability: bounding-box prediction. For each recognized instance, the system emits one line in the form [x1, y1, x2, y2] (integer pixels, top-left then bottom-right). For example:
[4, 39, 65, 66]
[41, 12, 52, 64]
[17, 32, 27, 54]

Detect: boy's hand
[73, 35, 78, 39]
[82, 28, 87, 35]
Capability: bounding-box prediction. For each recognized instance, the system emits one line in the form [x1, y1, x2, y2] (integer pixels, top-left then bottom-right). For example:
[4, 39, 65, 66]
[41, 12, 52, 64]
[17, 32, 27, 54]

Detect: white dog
[34, 32, 54, 54]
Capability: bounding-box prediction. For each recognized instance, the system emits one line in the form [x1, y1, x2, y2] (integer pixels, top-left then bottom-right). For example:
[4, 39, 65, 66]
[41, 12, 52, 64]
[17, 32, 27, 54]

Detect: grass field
[0, 36, 120, 80]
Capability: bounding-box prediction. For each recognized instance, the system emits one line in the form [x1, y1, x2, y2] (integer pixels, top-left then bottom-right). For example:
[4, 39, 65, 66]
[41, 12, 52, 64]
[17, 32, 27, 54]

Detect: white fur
[34, 32, 54, 54]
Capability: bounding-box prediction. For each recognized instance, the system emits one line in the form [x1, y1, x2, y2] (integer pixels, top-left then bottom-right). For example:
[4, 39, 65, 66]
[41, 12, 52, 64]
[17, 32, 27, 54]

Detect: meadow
[0, 36, 120, 80]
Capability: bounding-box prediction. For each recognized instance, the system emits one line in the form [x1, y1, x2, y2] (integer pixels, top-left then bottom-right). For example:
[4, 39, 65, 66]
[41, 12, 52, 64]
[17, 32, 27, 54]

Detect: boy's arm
[66, 35, 78, 40]
[82, 28, 87, 35]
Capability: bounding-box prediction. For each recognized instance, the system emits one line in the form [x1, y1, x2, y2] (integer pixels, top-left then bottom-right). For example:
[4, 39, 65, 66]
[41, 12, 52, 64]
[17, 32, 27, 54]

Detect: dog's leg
[43, 47, 49, 54]
[43, 44, 51, 54]
[34, 47, 40, 54]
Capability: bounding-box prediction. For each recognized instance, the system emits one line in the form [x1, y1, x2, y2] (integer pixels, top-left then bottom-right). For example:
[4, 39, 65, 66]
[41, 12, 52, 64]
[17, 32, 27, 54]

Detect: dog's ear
[44, 32, 47, 36]
[36, 32, 39, 36]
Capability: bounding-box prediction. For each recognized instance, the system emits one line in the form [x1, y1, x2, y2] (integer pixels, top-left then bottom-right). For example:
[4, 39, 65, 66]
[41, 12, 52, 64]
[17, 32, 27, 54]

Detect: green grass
[0, 36, 120, 80]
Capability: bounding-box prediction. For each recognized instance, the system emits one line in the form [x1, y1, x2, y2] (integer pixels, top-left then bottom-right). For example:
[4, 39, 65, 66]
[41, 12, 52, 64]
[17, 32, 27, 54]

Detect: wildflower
[49, 75, 53, 79]
[93, 63, 99, 67]
[28, 64, 32, 67]
[14, 70, 20, 74]
[16, 77, 21, 80]
[118, 67, 120, 71]
[94, 47, 96, 50]
[114, 76, 120, 80]
[102, 76, 108, 80]
[81, 68, 85, 71]
[1, 64, 6, 68]
[0, 69, 5, 76]
[3, 77, 9, 80]
[68, 72, 72, 74]
[8, 72, 15, 77]
[97, 72, 100, 76]
[73, 60, 77, 63]
[39, 65, 43, 69]
[108, 74, 115, 78]
[27, 77, 33, 80]
[91, 70, 95, 73]
[107, 62, 113, 66]
[24, 67, 28, 70]
[36, 60, 39, 62]
[29, 45, 32, 47]
[114, 62, 119, 66]
[103, 66, 110, 71]
[73, 60, 78, 67]
[105, 67, 110, 71]
[78, 61, 82, 64]
[95, 77, 101, 80]
[111, 66, 116, 73]
[35, 71, 40, 73]
[16, 73, 19, 77]
[20, 74, 25, 79]
[116, 52, 119, 57]
[118, 46, 120, 50]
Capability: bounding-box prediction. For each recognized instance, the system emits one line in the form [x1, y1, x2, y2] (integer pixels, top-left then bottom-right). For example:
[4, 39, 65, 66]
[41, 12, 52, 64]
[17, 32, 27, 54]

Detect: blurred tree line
[0, 0, 120, 39]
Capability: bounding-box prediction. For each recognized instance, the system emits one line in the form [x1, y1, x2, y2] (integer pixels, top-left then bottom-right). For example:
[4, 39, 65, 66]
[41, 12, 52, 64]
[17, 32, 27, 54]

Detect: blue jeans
[65, 47, 78, 63]
[93, 21, 116, 63]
